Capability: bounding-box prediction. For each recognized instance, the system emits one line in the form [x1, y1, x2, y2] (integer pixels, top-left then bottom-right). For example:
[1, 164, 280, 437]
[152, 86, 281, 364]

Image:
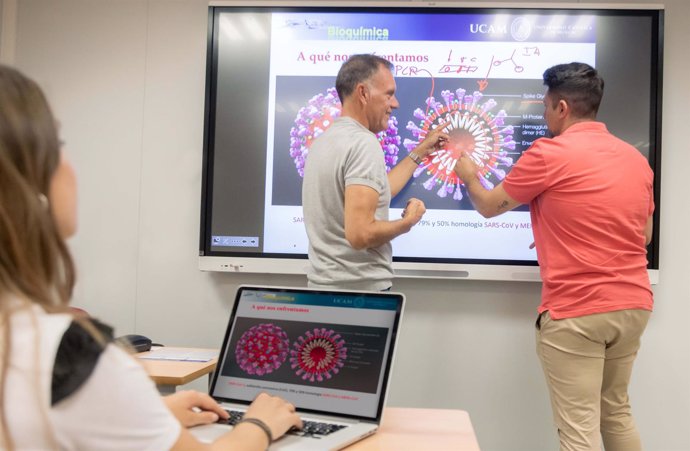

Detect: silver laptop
[191, 285, 405, 450]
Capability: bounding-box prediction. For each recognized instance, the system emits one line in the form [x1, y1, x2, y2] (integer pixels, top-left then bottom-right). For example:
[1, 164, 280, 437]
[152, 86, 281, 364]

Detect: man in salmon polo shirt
[454, 62, 654, 451]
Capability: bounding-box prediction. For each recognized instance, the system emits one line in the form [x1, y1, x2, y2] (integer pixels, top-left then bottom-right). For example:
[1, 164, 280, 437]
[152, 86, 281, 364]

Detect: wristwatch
[408, 152, 423, 165]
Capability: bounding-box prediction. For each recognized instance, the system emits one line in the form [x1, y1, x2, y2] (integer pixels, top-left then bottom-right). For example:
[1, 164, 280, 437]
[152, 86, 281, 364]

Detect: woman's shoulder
[51, 318, 115, 405]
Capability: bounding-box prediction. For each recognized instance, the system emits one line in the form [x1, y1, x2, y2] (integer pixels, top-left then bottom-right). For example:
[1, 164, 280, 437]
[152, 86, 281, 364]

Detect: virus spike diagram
[290, 328, 347, 383]
[404, 89, 517, 200]
[289, 87, 400, 176]
[235, 323, 290, 376]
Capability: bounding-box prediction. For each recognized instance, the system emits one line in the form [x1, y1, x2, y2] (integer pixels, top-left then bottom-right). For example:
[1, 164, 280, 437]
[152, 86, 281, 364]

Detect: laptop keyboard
[217, 409, 245, 426]
[219, 409, 347, 438]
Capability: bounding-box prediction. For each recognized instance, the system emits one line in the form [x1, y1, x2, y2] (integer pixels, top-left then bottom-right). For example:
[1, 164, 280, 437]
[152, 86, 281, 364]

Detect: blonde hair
[0, 65, 76, 450]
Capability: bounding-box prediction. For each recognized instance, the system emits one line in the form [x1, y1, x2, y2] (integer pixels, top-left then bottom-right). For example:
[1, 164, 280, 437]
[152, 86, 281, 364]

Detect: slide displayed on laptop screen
[213, 289, 400, 418]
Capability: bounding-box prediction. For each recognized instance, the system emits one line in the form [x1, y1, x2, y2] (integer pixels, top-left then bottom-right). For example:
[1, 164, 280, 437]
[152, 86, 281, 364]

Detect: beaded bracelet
[237, 417, 273, 447]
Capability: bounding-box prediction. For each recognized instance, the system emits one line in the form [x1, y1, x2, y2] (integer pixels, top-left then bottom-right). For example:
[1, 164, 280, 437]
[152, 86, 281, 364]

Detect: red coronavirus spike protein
[235, 323, 290, 376]
[290, 328, 348, 383]
[404, 88, 517, 200]
[290, 87, 400, 176]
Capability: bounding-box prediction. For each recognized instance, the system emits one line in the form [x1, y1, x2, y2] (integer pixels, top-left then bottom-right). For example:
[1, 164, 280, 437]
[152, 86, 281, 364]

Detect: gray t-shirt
[302, 116, 393, 290]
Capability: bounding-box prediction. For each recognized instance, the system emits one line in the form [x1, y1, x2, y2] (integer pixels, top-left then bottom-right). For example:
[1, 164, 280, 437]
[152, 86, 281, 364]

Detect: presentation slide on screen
[213, 290, 397, 417]
[252, 12, 596, 260]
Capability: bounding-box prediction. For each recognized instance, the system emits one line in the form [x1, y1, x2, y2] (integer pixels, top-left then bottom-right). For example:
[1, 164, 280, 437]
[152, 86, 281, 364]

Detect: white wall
[7, 1, 690, 450]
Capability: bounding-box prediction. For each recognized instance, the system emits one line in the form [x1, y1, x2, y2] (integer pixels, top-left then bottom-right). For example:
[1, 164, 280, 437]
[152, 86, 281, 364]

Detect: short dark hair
[542, 62, 604, 118]
[335, 54, 394, 102]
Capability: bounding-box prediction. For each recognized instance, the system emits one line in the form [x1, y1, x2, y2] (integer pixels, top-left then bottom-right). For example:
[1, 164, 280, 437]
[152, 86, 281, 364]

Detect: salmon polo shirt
[502, 122, 654, 319]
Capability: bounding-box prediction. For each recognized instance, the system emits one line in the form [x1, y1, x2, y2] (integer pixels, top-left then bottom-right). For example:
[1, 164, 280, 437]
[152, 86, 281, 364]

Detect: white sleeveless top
[4, 304, 180, 450]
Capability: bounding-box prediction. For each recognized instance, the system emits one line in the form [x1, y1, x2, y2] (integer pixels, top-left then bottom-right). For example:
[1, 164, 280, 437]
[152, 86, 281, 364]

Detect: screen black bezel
[199, 4, 663, 272]
[207, 285, 405, 423]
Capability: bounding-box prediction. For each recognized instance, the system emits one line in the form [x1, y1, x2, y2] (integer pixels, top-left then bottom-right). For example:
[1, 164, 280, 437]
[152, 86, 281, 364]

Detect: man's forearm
[387, 153, 421, 197]
[463, 178, 514, 218]
[463, 177, 492, 218]
[346, 218, 413, 250]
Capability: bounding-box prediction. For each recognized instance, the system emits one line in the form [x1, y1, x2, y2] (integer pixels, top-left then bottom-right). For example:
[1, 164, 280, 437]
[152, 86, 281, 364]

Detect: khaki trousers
[535, 309, 651, 451]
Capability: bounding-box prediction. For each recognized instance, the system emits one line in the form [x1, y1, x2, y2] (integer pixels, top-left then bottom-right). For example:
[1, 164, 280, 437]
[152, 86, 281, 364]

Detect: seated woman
[0, 65, 301, 450]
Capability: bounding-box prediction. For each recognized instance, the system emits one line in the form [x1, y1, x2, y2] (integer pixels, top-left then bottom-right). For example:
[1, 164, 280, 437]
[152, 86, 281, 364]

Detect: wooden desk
[138, 347, 218, 394]
[138, 352, 480, 449]
[346, 407, 480, 451]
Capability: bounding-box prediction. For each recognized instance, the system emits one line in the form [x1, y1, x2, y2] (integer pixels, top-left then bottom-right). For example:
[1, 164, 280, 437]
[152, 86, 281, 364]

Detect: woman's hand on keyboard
[244, 392, 303, 440]
[163, 390, 230, 427]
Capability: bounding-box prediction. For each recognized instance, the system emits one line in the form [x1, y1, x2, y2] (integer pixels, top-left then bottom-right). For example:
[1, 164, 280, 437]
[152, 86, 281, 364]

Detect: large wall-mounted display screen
[199, 3, 662, 281]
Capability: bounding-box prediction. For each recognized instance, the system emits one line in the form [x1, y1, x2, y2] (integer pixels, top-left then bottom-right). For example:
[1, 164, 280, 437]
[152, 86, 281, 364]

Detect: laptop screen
[209, 286, 404, 422]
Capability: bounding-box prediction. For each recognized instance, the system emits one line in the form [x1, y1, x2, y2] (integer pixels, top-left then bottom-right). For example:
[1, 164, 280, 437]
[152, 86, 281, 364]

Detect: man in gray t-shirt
[302, 54, 449, 290]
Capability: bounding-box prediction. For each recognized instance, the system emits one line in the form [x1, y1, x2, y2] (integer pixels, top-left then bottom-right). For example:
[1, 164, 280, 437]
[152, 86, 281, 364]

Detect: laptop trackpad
[190, 423, 228, 443]
[190, 423, 342, 450]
